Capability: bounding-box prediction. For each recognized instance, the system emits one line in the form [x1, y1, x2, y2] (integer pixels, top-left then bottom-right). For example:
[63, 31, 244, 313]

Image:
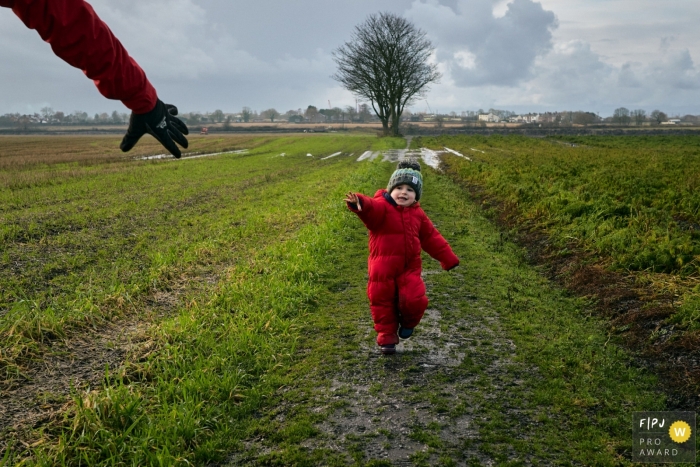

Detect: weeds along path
[4, 137, 665, 465]
[228, 160, 663, 465]
[1, 135, 408, 462]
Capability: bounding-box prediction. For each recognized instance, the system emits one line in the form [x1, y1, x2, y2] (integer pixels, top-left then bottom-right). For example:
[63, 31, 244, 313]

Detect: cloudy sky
[2, 0, 699, 117]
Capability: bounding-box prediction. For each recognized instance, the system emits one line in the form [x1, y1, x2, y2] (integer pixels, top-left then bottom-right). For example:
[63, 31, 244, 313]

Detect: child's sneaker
[380, 344, 396, 355]
[398, 326, 413, 339]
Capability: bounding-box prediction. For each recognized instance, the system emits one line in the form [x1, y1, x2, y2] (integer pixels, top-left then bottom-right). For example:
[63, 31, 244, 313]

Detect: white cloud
[90, 0, 270, 79]
[618, 63, 642, 88]
[649, 49, 700, 90]
[407, 0, 558, 86]
[2, 0, 700, 115]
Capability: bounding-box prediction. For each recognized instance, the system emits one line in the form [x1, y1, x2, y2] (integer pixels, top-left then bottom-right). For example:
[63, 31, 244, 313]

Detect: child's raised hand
[343, 192, 361, 211]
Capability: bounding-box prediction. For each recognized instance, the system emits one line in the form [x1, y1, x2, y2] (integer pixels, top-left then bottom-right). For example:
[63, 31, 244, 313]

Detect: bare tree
[344, 105, 358, 123]
[261, 108, 280, 122]
[332, 12, 440, 136]
[613, 107, 630, 125]
[40, 106, 54, 122]
[631, 109, 646, 126]
[241, 107, 252, 123]
[650, 109, 668, 124]
[211, 109, 225, 123]
[358, 103, 372, 123]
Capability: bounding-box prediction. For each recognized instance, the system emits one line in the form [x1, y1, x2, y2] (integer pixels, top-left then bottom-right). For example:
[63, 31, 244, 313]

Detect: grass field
[416, 135, 700, 365]
[0, 133, 695, 465]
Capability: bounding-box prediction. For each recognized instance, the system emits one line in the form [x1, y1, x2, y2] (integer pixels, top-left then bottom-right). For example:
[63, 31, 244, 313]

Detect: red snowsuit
[348, 189, 459, 346]
[1, 0, 157, 113]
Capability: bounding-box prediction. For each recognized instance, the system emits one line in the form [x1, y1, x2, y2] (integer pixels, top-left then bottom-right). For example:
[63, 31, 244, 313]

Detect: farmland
[0, 133, 695, 465]
[418, 134, 700, 405]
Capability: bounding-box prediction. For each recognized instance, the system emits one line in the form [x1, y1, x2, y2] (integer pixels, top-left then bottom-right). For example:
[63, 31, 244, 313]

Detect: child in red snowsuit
[344, 161, 459, 355]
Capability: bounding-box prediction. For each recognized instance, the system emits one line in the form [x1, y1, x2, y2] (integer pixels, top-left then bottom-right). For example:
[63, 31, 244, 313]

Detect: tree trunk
[381, 119, 391, 136]
[391, 117, 401, 136]
[390, 107, 401, 137]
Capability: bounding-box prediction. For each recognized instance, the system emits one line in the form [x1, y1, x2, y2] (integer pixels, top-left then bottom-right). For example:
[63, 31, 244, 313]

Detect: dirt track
[222, 159, 661, 465]
[1, 141, 672, 464]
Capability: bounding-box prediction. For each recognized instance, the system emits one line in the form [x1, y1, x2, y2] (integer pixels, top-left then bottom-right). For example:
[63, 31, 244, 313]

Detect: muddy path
[0, 280, 208, 453]
[228, 264, 540, 465]
[2, 149, 668, 465]
[0, 319, 150, 450]
[223, 167, 658, 465]
[310, 276, 535, 465]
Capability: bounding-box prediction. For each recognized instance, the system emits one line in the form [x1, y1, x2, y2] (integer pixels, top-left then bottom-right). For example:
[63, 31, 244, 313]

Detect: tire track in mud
[1, 321, 148, 449]
[307, 268, 537, 465]
[0, 284, 193, 453]
[230, 262, 542, 466]
[222, 155, 552, 465]
[0, 158, 343, 454]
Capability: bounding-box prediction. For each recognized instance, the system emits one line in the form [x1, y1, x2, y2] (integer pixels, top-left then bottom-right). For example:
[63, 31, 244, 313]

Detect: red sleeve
[419, 210, 459, 270]
[346, 193, 386, 231]
[2, 0, 157, 113]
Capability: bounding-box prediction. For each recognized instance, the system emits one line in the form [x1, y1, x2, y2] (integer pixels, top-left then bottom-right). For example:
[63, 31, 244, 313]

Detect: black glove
[120, 99, 189, 158]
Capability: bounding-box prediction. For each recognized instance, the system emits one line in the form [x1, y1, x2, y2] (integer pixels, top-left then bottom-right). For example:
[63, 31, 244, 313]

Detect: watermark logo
[633, 412, 696, 463]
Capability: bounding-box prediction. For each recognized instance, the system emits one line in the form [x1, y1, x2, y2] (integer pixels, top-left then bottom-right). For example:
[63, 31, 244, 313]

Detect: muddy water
[357, 146, 467, 170]
[229, 261, 538, 466]
[306, 269, 532, 465]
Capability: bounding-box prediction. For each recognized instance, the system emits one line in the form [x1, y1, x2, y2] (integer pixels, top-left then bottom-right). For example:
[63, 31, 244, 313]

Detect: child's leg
[396, 269, 428, 329]
[368, 278, 400, 345]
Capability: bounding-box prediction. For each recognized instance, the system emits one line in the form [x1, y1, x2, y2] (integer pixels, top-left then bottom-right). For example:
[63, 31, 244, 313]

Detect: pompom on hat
[387, 160, 423, 201]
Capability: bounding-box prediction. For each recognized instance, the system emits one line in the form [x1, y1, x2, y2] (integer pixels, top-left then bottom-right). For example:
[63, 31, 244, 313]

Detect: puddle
[355, 147, 471, 170]
[136, 149, 248, 161]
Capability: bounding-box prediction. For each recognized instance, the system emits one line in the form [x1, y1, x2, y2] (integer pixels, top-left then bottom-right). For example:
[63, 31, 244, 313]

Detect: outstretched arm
[3, 0, 156, 112]
[345, 192, 386, 231]
[2, 0, 188, 157]
[419, 212, 459, 270]
[344, 192, 362, 211]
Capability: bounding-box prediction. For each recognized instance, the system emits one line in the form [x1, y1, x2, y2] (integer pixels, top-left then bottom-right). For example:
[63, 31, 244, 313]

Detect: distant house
[306, 113, 328, 123]
[478, 113, 500, 123]
[662, 118, 681, 125]
[509, 113, 540, 123]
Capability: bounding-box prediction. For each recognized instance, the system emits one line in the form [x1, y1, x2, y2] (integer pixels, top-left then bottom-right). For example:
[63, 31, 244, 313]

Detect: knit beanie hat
[387, 160, 423, 201]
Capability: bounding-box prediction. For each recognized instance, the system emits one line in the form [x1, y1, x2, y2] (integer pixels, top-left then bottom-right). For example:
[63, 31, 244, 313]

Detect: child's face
[390, 184, 417, 207]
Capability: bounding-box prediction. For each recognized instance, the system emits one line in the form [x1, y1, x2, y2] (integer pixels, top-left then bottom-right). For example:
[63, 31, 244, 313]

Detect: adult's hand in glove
[120, 99, 189, 158]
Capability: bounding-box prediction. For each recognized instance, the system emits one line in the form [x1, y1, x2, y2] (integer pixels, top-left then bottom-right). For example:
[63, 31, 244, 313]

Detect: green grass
[0, 135, 403, 381]
[415, 134, 700, 331]
[1, 135, 405, 464]
[213, 157, 666, 465]
[416, 134, 700, 276]
[1, 134, 684, 465]
[418, 172, 663, 465]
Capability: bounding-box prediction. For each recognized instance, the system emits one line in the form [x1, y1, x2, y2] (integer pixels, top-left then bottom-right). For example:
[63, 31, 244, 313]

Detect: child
[344, 161, 459, 355]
